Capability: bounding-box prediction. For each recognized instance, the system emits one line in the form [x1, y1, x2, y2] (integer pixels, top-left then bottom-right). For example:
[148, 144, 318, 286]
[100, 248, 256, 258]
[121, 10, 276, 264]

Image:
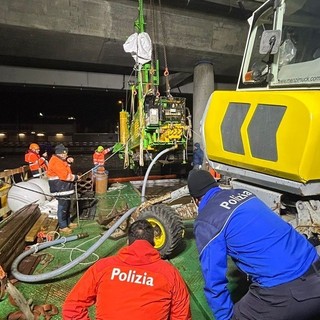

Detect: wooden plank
[4, 241, 26, 274]
[0, 205, 40, 248]
[0, 204, 41, 268]
[0, 205, 41, 272]
[0, 166, 29, 179]
[35, 218, 58, 241]
[46, 218, 59, 236]
[16, 254, 42, 275]
[25, 214, 49, 242]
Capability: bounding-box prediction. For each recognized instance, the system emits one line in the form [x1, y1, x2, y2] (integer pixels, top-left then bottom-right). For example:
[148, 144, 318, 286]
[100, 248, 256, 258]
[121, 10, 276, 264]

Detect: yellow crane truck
[112, 0, 320, 259]
[203, 0, 320, 241]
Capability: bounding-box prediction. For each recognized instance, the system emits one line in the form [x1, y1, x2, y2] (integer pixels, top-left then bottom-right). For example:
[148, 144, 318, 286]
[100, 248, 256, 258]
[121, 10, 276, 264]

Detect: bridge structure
[0, 0, 263, 143]
[0, 0, 265, 88]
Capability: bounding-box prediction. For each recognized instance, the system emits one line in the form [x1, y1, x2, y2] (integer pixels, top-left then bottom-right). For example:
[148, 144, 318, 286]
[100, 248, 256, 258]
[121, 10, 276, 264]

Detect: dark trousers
[57, 196, 71, 229]
[232, 261, 320, 320]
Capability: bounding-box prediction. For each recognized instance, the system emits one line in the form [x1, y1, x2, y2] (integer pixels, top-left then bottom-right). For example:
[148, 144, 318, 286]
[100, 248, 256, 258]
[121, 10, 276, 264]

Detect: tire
[139, 204, 184, 259]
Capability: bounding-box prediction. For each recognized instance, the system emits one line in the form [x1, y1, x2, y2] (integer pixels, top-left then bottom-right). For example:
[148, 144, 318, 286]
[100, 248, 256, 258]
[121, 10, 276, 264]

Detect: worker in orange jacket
[24, 143, 48, 178]
[92, 145, 113, 170]
[62, 219, 191, 320]
[47, 144, 79, 235]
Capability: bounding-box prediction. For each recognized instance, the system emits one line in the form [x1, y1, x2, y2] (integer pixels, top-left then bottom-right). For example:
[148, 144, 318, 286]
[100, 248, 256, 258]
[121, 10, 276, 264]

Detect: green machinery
[115, 0, 192, 169]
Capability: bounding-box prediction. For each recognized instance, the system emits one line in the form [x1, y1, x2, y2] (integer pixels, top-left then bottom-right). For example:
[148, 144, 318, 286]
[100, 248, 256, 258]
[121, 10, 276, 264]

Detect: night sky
[0, 85, 192, 133]
[0, 85, 128, 133]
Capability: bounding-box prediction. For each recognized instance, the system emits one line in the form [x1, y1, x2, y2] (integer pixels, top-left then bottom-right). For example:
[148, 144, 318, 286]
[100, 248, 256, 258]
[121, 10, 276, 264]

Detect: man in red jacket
[62, 219, 191, 320]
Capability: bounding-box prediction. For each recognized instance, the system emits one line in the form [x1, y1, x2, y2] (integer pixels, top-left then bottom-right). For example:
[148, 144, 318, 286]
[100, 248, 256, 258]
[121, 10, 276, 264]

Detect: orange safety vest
[47, 155, 77, 196]
[93, 148, 111, 166]
[47, 155, 75, 181]
[25, 150, 47, 176]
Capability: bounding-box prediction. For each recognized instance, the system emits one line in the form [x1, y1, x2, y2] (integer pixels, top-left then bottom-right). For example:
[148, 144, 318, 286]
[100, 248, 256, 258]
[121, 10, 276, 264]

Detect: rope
[1, 180, 53, 198]
[125, 68, 136, 113]
[131, 84, 136, 115]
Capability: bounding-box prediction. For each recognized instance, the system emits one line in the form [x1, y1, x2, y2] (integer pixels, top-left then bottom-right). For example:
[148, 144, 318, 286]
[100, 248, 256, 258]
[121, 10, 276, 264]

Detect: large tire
[139, 204, 184, 259]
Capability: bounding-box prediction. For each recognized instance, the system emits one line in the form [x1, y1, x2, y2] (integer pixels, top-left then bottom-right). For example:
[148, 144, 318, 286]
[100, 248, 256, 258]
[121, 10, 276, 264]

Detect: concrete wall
[0, 0, 249, 76]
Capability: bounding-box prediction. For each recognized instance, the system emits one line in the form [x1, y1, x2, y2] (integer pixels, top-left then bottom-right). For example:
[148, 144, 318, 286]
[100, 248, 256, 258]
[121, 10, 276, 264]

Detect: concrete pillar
[192, 62, 214, 147]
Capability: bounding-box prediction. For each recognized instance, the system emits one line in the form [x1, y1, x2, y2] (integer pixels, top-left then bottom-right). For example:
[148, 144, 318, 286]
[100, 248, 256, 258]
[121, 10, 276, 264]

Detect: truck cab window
[240, 0, 320, 88]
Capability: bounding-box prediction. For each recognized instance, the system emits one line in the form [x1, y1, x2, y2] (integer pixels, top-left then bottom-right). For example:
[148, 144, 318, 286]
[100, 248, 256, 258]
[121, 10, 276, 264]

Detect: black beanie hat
[188, 169, 218, 198]
[55, 143, 68, 155]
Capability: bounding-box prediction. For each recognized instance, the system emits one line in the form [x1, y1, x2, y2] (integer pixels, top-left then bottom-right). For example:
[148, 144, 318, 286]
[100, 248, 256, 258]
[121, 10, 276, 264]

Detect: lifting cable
[125, 68, 136, 114]
[158, 0, 172, 98]
[149, 0, 160, 96]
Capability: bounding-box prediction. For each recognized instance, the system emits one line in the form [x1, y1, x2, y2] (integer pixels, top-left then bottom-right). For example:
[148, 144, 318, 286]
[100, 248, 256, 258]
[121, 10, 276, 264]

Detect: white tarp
[123, 32, 152, 65]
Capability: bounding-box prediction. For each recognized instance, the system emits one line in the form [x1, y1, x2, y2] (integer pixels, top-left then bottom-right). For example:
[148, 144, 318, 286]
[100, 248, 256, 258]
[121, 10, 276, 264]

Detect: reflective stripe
[50, 190, 75, 196]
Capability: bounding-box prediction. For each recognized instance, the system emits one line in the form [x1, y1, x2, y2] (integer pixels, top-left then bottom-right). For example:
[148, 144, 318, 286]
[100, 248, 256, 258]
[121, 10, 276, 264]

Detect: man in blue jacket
[187, 169, 320, 320]
[192, 142, 204, 169]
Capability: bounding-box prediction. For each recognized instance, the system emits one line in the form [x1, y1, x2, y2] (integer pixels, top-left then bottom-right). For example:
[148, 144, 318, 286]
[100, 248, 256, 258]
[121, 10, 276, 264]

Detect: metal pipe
[141, 145, 177, 202]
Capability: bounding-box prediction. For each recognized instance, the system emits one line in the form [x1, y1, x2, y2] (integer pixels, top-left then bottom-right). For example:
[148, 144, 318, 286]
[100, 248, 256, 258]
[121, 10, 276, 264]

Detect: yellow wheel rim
[147, 218, 166, 249]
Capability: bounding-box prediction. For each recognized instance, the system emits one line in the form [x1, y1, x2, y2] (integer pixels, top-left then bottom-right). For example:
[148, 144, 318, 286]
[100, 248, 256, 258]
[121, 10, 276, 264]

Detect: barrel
[94, 166, 108, 194]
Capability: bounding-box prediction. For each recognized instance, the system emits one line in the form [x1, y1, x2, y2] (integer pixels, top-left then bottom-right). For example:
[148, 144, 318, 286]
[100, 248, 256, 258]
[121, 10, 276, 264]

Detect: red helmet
[29, 143, 40, 151]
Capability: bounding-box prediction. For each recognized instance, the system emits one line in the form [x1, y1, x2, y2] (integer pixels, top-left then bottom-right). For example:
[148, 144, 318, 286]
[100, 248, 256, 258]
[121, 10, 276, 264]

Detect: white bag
[123, 32, 152, 65]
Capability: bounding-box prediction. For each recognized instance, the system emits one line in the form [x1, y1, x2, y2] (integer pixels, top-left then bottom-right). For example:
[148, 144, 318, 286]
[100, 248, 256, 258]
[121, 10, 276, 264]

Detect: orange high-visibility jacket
[93, 148, 111, 166]
[62, 240, 191, 320]
[25, 150, 47, 176]
[47, 155, 77, 196]
[47, 155, 76, 181]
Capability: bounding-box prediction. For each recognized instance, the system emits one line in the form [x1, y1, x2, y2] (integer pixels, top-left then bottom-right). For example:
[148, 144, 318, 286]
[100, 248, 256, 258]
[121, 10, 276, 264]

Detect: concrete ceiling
[0, 0, 264, 87]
